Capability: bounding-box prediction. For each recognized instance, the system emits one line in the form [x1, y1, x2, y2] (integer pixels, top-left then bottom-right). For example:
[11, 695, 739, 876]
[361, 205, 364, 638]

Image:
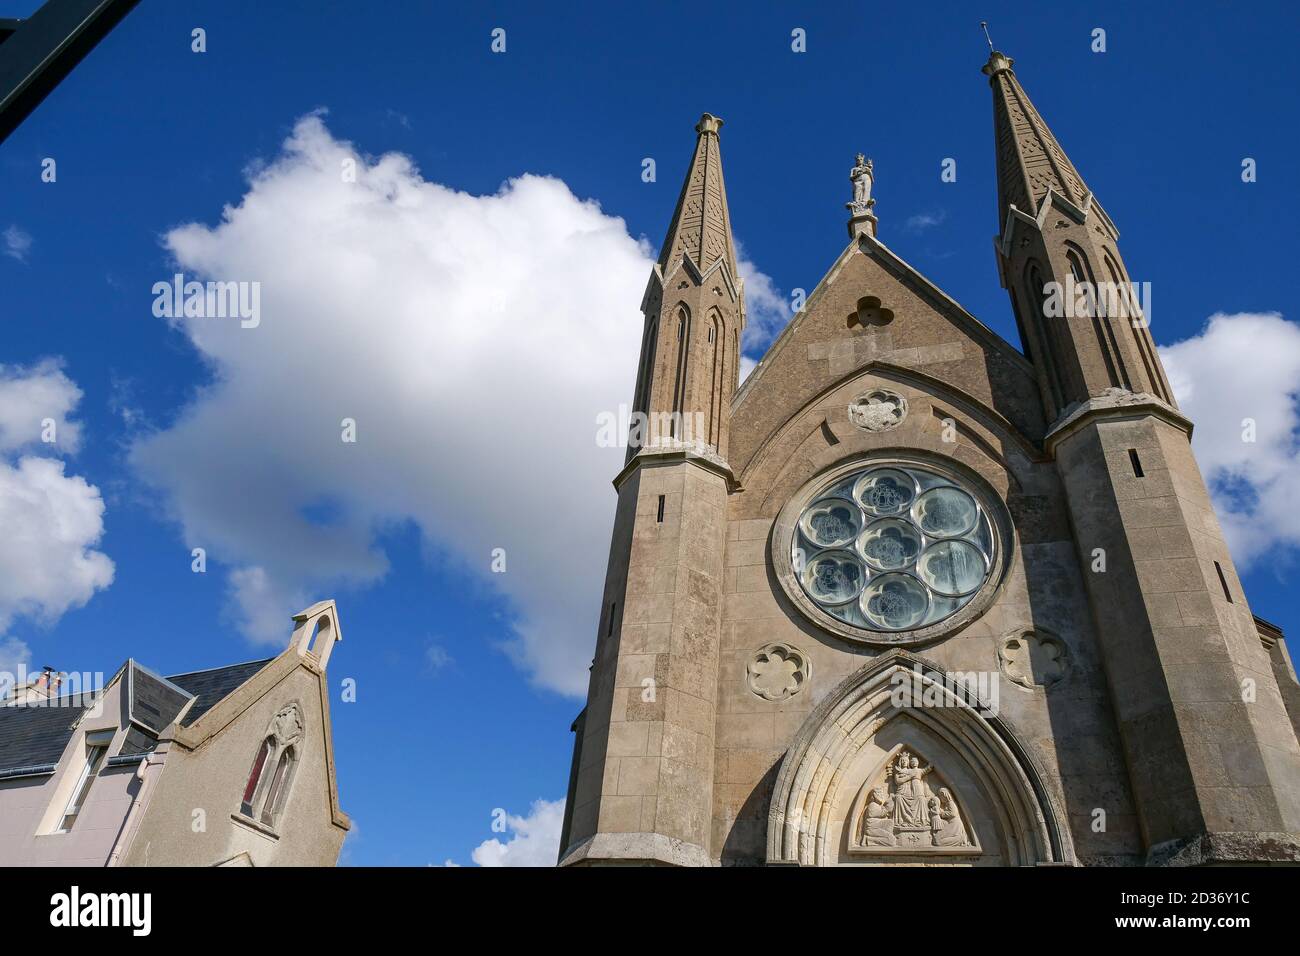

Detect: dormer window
[56, 731, 112, 833]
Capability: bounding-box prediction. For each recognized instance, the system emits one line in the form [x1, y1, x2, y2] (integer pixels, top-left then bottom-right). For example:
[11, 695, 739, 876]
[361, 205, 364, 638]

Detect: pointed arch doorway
[766, 650, 1073, 866]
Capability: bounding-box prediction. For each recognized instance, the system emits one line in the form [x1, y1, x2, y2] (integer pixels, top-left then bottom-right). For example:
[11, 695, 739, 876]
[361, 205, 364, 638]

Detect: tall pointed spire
[657, 113, 739, 279]
[982, 47, 1175, 418]
[984, 49, 1093, 228]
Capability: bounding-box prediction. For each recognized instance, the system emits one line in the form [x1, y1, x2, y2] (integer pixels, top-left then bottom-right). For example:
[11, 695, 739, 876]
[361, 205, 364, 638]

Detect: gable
[170, 648, 350, 831]
[730, 236, 1045, 479]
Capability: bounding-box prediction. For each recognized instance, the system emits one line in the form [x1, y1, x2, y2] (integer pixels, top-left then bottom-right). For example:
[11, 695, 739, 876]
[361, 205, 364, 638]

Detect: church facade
[557, 49, 1300, 866]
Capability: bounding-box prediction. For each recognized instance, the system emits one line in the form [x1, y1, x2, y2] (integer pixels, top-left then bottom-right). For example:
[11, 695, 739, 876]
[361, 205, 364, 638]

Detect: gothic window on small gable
[238, 702, 305, 829]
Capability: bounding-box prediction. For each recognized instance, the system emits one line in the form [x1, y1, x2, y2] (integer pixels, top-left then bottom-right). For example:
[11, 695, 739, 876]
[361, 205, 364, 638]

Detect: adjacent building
[558, 48, 1300, 866]
[0, 600, 350, 866]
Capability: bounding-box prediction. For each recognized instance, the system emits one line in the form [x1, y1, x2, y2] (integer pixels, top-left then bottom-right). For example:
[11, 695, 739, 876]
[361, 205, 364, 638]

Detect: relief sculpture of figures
[930, 788, 970, 847]
[858, 748, 973, 851]
[863, 786, 896, 847]
[891, 753, 931, 829]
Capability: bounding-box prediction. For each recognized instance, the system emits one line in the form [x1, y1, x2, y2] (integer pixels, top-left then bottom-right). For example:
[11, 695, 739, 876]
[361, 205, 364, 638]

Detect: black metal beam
[0, 0, 141, 144]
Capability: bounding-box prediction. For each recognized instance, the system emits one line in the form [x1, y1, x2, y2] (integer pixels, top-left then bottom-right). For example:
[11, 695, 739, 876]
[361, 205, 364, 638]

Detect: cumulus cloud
[0, 457, 115, 633]
[128, 114, 658, 695]
[0, 364, 112, 644]
[0, 358, 83, 453]
[4, 225, 32, 262]
[469, 798, 564, 866]
[0, 364, 113, 662]
[736, 240, 789, 358]
[1160, 312, 1300, 568]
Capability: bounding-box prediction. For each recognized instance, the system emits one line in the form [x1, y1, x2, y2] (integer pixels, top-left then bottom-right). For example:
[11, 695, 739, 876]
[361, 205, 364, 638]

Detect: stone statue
[930, 788, 969, 847]
[863, 786, 896, 846]
[891, 754, 932, 830]
[848, 153, 875, 212]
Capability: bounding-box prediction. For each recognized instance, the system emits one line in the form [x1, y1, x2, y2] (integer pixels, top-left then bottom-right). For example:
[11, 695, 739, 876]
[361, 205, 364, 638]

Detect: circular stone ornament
[780, 458, 1007, 645]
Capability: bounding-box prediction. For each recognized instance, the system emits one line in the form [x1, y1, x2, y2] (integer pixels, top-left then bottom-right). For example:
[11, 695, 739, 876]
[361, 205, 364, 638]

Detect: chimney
[2, 666, 64, 706]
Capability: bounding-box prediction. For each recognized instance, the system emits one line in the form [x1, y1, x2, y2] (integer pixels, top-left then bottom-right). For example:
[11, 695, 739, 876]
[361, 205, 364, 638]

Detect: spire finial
[696, 113, 723, 136]
[980, 21, 995, 53]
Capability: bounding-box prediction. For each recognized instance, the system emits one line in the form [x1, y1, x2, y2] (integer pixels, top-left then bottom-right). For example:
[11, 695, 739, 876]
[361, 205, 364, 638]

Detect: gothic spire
[984, 49, 1095, 230]
[657, 113, 738, 279]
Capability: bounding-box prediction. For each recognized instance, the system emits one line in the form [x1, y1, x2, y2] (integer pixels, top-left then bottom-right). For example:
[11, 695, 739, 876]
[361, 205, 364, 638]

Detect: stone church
[557, 48, 1300, 866]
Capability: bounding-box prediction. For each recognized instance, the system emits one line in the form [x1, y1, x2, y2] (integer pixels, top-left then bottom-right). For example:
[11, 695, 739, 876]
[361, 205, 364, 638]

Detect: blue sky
[2, 1, 1299, 865]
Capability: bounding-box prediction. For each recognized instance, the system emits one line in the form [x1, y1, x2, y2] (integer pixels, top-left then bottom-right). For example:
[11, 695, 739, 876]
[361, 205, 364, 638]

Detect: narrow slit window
[1128, 448, 1144, 478]
[240, 737, 273, 817]
[607, 602, 617, 637]
[260, 747, 296, 827]
[656, 494, 666, 522]
[1214, 561, 1234, 603]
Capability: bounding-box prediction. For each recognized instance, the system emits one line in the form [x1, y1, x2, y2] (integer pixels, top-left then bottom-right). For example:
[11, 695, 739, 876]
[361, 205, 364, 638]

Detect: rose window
[793, 464, 996, 633]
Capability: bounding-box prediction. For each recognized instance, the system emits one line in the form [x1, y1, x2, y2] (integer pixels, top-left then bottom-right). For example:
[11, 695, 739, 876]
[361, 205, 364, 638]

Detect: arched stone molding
[766, 649, 1072, 866]
[738, 360, 1046, 495]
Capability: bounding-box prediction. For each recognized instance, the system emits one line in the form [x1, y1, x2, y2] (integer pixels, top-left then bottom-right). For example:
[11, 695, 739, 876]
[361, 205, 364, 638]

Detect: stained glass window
[793, 463, 996, 633]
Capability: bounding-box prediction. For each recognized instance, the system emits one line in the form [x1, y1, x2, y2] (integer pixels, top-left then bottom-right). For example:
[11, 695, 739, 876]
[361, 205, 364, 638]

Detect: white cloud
[1160, 311, 1300, 568]
[0, 359, 83, 453]
[0, 637, 31, 677]
[128, 114, 654, 695]
[736, 240, 788, 358]
[226, 566, 306, 644]
[738, 354, 758, 384]
[0, 365, 112, 657]
[424, 643, 453, 672]
[469, 798, 564, 866]
[3, 225, 32, 263]
[903, 210, 947, 233]
[130, 115, 783, 695]
[0, 457, 114, 632]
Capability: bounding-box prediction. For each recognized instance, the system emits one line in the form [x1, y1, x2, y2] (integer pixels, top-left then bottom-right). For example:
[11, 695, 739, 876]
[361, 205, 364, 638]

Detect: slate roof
[0, 704, 83, 778]
[0, 657, 273, 777]
[168, 658, 272, 727]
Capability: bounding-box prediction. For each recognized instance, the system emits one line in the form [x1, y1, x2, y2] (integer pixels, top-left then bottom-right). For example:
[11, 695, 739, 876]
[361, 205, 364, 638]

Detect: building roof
[168, 658, 273, 727]
[0, 703, 83, 778]
[0, 657, 273, 778]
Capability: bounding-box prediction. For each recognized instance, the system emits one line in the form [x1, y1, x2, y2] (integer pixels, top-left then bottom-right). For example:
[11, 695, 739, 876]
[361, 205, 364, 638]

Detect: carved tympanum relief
[998, 630, 1070, 689]
[853, 747, 979, 854]
[848, 389, 908, 433]
[746, 643, 809, 701]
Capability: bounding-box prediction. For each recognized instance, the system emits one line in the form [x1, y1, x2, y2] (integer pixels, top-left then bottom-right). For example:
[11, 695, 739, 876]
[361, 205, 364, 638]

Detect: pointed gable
[729, 233, 1045, 480]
